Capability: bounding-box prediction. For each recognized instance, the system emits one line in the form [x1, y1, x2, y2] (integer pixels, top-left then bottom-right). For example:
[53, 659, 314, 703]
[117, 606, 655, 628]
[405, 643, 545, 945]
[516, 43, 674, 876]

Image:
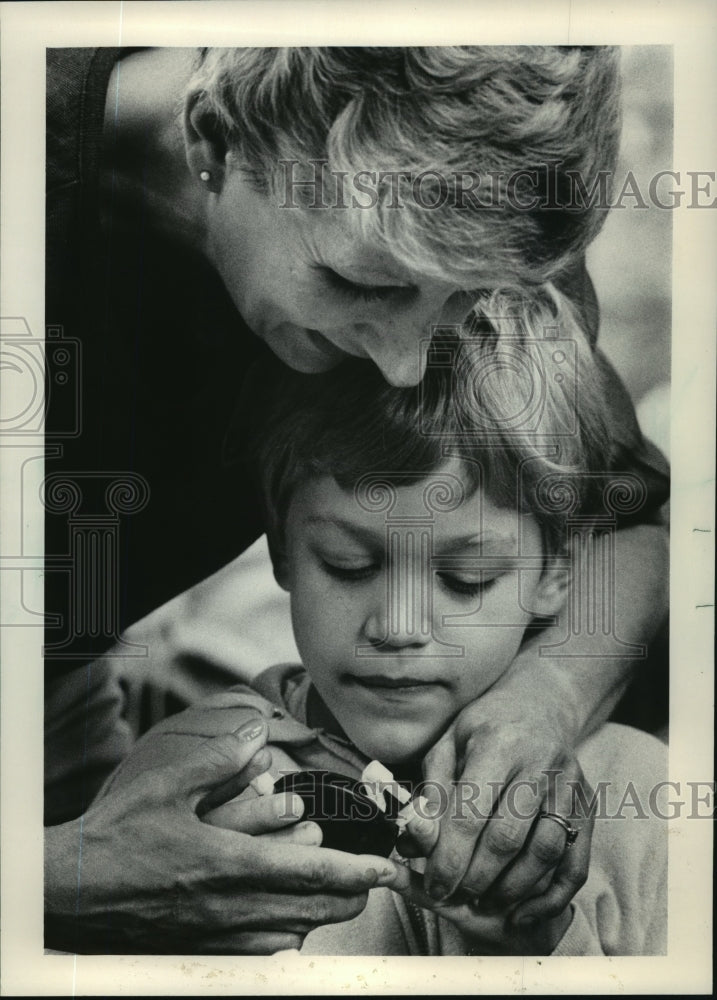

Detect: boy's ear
[532, 559, 570, 617]
[183, 90, 228, 193]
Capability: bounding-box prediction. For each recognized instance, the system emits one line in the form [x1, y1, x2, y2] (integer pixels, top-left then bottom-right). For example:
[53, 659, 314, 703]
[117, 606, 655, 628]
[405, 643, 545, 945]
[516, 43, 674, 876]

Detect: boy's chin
[350, 725, 442, 771]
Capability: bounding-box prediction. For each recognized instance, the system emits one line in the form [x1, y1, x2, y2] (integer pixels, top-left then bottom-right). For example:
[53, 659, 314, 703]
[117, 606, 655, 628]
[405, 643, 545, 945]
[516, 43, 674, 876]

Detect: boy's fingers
[202, 791, 305, 834]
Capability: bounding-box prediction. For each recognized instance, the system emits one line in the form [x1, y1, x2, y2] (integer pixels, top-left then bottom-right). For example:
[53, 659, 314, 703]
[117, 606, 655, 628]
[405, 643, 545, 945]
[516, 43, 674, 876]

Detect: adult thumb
[164, 715, 269, 809]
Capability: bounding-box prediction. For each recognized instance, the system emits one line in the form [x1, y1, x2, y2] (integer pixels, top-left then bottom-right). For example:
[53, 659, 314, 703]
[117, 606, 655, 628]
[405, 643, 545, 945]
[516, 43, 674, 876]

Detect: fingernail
[428, 881, 450, 901]
[234, 718, 265, 742]
[513, 913, 536, 927]
[300, 821, 323, 844]
[364, 867, 378, 885]
[375, 866, 398, 886]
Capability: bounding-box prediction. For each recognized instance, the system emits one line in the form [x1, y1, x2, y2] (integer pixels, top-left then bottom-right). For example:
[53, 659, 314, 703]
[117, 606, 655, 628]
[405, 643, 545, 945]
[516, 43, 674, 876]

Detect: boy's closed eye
[436, 573, 499, 599]
[320, 556, 501, 600]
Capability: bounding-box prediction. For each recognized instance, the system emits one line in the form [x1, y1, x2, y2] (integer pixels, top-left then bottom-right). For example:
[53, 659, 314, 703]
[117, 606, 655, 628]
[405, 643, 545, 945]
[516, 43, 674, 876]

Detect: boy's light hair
[244, 285, 610, 565]
[189, 46, 621, 287]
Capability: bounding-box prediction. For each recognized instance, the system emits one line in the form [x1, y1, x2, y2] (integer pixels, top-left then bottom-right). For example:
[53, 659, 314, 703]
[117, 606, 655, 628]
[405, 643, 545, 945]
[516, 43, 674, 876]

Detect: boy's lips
[345, 673, 445, 692]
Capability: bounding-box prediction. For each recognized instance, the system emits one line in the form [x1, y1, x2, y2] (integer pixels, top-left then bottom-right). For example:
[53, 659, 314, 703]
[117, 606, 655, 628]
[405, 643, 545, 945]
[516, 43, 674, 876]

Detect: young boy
[99, 288, 667, 956]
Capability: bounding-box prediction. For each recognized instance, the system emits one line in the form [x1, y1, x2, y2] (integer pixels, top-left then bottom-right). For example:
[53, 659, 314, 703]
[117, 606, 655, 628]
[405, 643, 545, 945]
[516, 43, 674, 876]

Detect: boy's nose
[363, 609, 433, 648]
[362, 546, 434, 648]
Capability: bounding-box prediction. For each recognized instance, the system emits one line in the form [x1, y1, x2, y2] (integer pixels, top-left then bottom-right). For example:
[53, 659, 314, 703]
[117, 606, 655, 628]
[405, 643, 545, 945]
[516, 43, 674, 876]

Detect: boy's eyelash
[315, 266, 406, 304]
[322, 561, 498, 598]
[436, 573, 498, 598]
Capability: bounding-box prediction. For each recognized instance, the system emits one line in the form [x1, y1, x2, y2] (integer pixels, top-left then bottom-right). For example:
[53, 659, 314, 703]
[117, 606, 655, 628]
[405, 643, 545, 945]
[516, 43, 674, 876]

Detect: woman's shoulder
[47, 49, 117, 194]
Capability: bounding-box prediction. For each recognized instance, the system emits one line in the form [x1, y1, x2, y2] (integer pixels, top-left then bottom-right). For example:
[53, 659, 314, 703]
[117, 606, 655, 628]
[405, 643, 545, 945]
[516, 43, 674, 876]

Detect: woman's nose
[365, 290, 476, 387]
[368, 341, 428, 387]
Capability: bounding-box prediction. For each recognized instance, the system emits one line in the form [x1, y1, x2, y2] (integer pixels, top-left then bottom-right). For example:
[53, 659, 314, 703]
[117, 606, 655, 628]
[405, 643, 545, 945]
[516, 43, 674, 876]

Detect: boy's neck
[306, 683, 347, 740]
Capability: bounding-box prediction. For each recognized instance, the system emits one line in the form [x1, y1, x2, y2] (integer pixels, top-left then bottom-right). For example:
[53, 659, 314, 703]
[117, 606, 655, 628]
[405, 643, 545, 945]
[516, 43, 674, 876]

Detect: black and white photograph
[0, 1, 714, 994]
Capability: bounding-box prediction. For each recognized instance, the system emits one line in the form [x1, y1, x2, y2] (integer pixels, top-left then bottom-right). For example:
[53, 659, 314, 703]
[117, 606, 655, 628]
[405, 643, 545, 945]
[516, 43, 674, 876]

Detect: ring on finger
[538, 811, 579, 847]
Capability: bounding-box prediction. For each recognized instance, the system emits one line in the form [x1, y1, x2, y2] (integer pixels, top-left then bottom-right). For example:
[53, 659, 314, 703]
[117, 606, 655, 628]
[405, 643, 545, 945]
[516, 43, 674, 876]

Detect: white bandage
[362, 760, 394, 785]
[361, 783, 387, 812]
[360, 760, 411, 809]
[250, 771, 276, 796]
[392, 784, 412, 806]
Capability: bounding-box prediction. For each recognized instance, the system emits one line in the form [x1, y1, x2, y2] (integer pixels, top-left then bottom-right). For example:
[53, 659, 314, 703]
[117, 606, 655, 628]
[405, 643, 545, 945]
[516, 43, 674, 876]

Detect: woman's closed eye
[321, 558, 379, 582]
[313, 265, 414, 304]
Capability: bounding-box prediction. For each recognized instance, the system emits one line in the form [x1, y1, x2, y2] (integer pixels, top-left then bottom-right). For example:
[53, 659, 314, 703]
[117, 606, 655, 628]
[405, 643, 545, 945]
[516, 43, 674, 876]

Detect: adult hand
[393, 863, 573, 955]
[45, 717, 402, 954]
[417, 685, 594, 928]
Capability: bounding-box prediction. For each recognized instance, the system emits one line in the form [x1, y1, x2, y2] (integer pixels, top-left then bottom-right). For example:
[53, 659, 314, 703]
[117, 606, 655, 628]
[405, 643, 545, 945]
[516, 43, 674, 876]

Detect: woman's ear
[266, 536, 292, 593]
[273, 560, 291, 593]
[532, 558, 570, 618]
[183, 90, 227, 193]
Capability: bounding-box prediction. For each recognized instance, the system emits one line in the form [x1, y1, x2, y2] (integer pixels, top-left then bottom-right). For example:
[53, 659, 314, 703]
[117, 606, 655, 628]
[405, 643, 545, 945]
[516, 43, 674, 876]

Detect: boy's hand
[45, 717, 404, 954]
[419, 681, 594, 925]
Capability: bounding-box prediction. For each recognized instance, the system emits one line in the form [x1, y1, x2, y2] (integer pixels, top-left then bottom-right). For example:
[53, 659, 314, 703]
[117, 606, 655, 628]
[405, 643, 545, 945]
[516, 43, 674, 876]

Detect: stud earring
[199, 170, 211, 182]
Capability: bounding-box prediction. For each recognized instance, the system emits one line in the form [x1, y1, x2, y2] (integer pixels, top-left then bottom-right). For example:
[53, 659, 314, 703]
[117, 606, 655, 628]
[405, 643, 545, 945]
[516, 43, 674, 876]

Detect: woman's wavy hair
[189, 46, 622, 286]
[241, 285, 611, 567]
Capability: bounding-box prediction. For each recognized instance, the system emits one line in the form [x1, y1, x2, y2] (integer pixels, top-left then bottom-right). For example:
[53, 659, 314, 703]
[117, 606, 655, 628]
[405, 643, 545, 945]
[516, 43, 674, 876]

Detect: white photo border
[1, 0, 714, 994]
